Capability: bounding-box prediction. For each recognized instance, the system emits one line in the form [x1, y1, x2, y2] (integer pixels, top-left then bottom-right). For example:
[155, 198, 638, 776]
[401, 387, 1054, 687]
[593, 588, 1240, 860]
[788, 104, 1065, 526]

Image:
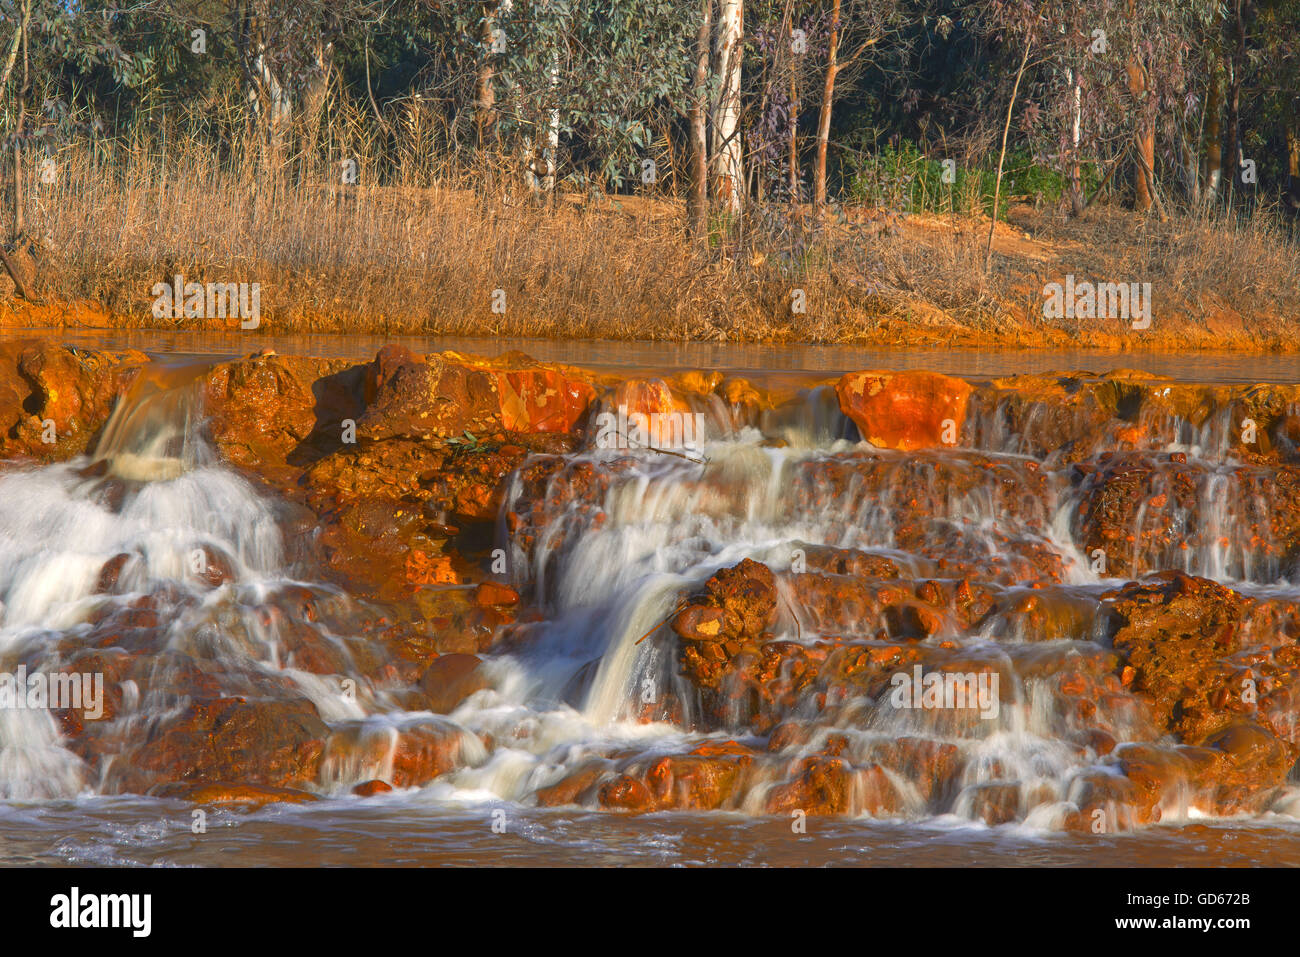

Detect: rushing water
[1, 338, 1298, 866]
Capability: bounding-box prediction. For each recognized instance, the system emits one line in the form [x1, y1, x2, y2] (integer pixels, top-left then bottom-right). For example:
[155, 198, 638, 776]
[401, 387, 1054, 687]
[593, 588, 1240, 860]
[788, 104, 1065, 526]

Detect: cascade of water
[0, 364, 1295, 829]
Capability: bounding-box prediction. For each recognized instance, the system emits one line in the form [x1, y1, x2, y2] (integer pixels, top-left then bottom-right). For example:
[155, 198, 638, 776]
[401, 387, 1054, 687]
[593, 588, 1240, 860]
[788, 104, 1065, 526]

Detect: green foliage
[488, 0, 693, 188]
[0, 0, 1296, 213]
[843, 138, 1102, 216]
[445, 430, 487, 453]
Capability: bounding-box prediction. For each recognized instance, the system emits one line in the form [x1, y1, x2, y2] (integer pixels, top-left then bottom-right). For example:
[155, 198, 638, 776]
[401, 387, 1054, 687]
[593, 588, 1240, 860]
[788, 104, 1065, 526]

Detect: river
[0, 331, 1298, 866]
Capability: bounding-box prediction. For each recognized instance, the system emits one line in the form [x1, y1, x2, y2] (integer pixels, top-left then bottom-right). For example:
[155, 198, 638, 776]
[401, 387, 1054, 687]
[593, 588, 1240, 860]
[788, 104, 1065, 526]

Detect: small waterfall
[0, 370, 389, 798]
[89, 363, 212, 481]
[0, 359, 1296, 833]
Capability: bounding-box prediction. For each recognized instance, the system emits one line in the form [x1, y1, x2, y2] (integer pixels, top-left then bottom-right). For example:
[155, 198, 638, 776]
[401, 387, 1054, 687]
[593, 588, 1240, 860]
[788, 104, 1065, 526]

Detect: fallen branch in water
[607, 427, 708, 466]
[634, 598, 692, 646]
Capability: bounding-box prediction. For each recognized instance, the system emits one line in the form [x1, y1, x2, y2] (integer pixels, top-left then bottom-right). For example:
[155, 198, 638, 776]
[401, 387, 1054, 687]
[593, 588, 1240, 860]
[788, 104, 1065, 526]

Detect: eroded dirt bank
[1, 337, 1299, 830]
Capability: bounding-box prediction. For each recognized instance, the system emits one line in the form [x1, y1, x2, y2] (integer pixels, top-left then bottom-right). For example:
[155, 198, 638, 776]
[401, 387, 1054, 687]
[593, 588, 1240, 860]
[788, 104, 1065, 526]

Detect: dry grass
[7, 133, 1300, 351]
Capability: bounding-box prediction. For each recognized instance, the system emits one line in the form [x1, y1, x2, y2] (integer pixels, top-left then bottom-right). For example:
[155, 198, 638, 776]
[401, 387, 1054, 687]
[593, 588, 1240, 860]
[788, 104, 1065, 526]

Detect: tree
[812, 0, 905, 211]
[714, 0, 744, 213]
[1, 0, 162, 294]
[688, 0, 712, 233]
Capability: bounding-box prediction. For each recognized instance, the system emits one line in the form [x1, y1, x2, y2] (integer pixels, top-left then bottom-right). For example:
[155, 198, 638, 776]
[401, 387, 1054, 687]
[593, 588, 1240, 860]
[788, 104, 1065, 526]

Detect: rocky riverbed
[1, 337, 1298, 836]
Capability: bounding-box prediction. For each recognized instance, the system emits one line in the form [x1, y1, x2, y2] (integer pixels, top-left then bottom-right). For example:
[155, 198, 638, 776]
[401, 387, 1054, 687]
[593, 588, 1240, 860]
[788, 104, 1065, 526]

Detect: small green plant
[843, 137, 1000, 216]
[444, 431, 487, 453]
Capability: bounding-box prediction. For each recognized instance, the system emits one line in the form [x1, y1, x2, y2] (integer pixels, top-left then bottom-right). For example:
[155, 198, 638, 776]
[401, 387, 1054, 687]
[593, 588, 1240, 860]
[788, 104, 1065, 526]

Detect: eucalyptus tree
[461, 0, 693, 192]
[0, 0, 165, 292]
[811, 0, 907, 208]
[972, 0, 1209, 216]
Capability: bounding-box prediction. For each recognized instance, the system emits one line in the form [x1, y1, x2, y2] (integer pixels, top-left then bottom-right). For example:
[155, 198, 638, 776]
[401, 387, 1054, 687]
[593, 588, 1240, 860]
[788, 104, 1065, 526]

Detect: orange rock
[645, 753, 750, 810]
[598, 774, 654, 811]
[474, 581, 520, 607]
[536, 766, 607, 807]
[491, 368, 596, 433]
[353, 779, 393, 797]
[406, 550, 458, 585]
[689, 739, 753, 758]
[610, 379, 691, 418]
[1108, 571, 1252, 740]
[110, 696, 329, 794]
[835, 370, 973, 451]
[765, 753, 858, 816]
[322, 720, 474, 790]
[672, 605, 726, 642]
[419, 654, 490, 714]
[149, 782, 319, 806]
[0, 339, 147, 459]
[962, 782, 1022, 825]
[389, 723, 474, 787]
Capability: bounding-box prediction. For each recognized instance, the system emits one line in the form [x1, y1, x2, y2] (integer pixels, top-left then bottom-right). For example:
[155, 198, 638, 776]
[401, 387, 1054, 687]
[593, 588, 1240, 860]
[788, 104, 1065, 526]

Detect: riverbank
[6, 167, 1299, 351]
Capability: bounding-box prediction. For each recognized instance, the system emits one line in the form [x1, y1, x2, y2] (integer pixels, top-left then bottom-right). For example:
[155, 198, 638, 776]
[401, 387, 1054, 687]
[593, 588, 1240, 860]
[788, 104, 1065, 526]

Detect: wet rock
[869, 736, 963, 806]
[1065, 769, 1162, 832]
[358, 349, 595, 442]
[1075, 453, 1300, 579]
[970, 372, 1159, 463]
[702, 559, 779, 641]
[314, 498, 448, 600]
[107, 695, 330, 794]
[370, 586, 511, 674]
[598, 774, 654, 811]
[204, 353, 346, 478]
[766, 750, 868, 817]
[609, 378, 691, 420]
[793, 544, 903, 579]
[322, 718, 478, 790]
[1202, 722, 1293, 814]
[149, 781, 318, 805]
[357, 350, 496, 442]
[643, 745, 755, 811]
[353, 779, 393, 797]
[535, 764, 609, 807]
[419, 654, 490, 714]
[784, 450, 1066, 585]
[672, 605, 726, 643]
[1106, 571, 1253, 741]
[487, 362, 597, 434]
[190, 545, 236, 588]
[960, 782, 1023, 825]
[0, 339, 147, 460]
[389, 722, 476, 787]
[836, 370, 973, 451]
[94, 553, 134, 593]
[474, 582, 520, 607]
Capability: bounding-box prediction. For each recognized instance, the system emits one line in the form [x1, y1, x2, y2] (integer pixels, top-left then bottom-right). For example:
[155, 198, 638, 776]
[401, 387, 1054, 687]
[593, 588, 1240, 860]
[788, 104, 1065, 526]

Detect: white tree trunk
[249, 46, 293, 149]
[712, 0, 743, 215]
[524, 6, 560, 195]
[543, 51, 559, 191]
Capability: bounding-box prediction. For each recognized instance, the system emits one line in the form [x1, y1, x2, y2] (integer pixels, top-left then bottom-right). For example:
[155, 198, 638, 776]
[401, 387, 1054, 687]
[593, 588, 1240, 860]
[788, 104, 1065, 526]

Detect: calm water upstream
[5, 329, 1299, 383]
